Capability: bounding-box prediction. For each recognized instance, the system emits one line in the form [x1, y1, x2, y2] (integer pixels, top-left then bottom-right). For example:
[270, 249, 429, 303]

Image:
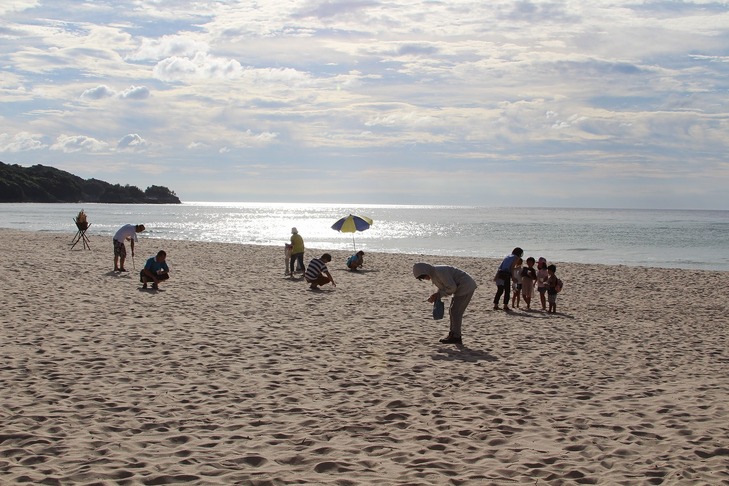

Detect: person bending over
[113, 223, 145, 272]
[413, 262, 477, 345]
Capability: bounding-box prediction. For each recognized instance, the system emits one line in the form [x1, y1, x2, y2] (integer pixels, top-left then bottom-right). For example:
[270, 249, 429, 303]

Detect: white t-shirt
[113, 224, 139, 242]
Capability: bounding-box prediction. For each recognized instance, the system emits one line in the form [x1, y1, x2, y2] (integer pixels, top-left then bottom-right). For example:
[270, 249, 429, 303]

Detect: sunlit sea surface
[1, 202, 728, 271]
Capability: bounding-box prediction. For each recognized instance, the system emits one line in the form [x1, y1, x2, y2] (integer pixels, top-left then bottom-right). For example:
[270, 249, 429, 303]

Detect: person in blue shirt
[493, 247, 523, 311]
[346, 250, 365, 271]
[140, 250, 170, 290]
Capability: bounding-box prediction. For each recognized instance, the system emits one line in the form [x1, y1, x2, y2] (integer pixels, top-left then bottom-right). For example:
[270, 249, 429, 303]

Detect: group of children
[509, 256, 560, 313]
[494, 248, 561, 314]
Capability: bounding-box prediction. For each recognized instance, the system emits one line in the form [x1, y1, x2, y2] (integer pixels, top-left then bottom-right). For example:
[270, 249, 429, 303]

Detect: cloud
[127, 34, 209, 62]
[0, 132, 46, 152]
[155, 53, 247, 81]
[1, 0, 728, 208]
[51, 134, 108, 153]
[119, 85, 150, 100]
[81, 85, 115, 100]
[0, 0, 38, 16]
[80, 85, 150, 100]
[117, 134, 148, 151]
[237, 129, 279, 147]
[295, 0, 379, 20]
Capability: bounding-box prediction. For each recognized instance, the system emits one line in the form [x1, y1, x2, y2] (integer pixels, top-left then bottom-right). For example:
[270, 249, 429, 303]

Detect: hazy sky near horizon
[1, 1, 728, 208]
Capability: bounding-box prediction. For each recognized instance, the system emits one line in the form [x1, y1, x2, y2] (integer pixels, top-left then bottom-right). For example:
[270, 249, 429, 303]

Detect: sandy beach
[1, 228, 728, 485]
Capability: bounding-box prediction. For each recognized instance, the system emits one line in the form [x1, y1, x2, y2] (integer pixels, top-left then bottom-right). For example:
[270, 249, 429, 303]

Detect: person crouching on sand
[304, 253, 336, 290]
[346, 250, 365, 271]
[413, 262, 477, 345]
[140, 250, 169, 290]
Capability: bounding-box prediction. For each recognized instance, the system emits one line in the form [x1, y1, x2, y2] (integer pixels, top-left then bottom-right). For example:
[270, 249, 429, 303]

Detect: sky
[1, 0, 728, 209]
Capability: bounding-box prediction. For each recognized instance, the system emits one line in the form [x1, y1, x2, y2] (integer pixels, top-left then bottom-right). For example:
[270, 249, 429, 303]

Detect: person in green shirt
[289, 227, 305, 274]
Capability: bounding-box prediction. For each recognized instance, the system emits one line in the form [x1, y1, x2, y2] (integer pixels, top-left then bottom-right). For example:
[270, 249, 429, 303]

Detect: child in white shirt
[511, 257, 523, 308]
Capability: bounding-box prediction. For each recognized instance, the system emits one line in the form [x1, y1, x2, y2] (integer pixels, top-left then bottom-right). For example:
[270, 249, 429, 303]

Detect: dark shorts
[113, 239, 126, 258]
[140, 271, 170, 283]
[306, 275, 331, 286]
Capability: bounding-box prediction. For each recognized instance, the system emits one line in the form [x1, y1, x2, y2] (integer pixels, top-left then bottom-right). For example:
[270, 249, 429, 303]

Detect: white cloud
[127, 34, 209, 61]
[80, 84, 150, 100]
[0, 0, 728, 208]
[152, 52, 248, 81]
[119, 85, 150, 100]
[81, 85, 115, 100]
[0, 0, 38, 15]
[117, 134, 148, 150]
[51, 134, 108, 153]
[0, 132, 46, 152]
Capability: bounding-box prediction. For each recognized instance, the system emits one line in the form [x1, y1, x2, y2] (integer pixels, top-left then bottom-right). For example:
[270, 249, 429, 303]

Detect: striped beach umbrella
[331, 214, 373, 250]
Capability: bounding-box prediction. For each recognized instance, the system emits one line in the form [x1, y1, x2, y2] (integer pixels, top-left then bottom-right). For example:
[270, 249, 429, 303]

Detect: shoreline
[1, 229, 728, 484]
[2, 203, 728, 272]
[6, 227, 728, 274]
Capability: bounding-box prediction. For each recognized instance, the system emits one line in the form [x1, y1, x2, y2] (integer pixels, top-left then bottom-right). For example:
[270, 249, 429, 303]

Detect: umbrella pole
[352, 235, 356, 251]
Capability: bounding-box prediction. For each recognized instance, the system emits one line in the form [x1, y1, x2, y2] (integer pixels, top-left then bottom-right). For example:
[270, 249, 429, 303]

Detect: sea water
[0, 202, 727, 271]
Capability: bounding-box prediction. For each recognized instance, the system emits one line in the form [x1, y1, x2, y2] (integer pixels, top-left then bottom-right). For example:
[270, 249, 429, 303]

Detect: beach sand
[1, 228, 728, 485]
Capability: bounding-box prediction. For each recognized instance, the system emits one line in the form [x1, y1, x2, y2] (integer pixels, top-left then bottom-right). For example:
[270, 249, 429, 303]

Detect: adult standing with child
[493, 247, 523, 311]
[289, 227, 305, 275]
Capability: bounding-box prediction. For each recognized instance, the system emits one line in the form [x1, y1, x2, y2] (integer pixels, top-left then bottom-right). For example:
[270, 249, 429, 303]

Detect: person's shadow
[344, 268, 378, 274]
[432, 345, 498, 362]
[105, 270, 131, 278]
[138, 287, 163, 293]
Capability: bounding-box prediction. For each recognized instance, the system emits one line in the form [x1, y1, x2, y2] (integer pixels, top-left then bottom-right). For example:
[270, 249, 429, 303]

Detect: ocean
[1, 202, 727, 271]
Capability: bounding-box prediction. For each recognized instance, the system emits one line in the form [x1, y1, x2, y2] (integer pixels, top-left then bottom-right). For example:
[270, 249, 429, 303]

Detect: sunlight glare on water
[0, 202, 727, 270]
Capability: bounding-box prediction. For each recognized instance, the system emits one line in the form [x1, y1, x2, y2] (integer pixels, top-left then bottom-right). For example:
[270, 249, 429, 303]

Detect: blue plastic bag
[432, 299, 445, 320]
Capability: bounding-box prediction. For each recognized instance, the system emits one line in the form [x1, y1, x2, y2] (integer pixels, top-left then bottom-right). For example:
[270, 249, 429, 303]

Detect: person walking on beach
[289, 227, 305, 275]
[521, 257, 537, 310]
[413, 262, 477, 345]
[493, 247, 523, 311]
[113, 224, 145, 272]
[536, 257, 549, 311]
[140, 250, 170, 290]
[305, 253, 336, 290]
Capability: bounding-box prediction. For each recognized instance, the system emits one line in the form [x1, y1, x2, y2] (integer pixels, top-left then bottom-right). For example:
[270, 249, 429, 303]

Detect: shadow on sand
[432, 345, 498, 363]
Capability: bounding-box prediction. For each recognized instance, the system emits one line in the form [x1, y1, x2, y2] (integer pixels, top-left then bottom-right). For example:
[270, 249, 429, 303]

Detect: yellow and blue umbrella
[331, 214, 373, 250]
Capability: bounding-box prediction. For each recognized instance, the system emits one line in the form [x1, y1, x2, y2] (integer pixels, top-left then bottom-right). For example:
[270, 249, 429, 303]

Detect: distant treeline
[0, 161, 181, 204]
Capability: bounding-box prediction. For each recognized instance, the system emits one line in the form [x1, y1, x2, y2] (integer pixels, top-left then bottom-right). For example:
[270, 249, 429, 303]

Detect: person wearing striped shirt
[304, 253, 336, 290]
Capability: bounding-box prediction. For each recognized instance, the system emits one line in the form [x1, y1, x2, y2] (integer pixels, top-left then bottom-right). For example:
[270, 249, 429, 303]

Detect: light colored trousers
[449, 290, 475, 338]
